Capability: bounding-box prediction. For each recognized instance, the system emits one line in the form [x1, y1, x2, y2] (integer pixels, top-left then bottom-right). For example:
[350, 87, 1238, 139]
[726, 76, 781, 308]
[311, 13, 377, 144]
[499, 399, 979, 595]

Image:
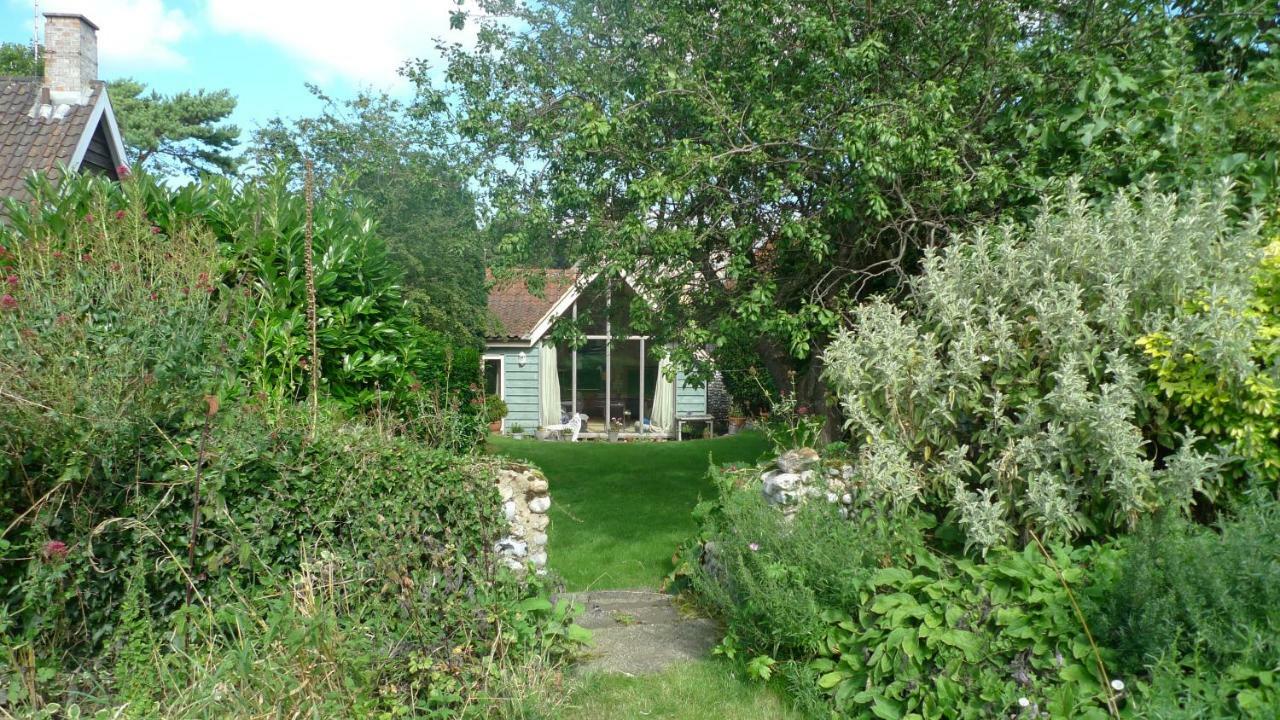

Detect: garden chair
[543, 413, 588, 441]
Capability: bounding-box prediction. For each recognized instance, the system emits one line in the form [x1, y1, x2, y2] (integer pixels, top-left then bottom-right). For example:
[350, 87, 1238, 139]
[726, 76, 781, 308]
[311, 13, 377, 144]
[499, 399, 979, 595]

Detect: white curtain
[649, 357, 676, 433]
[538, 342, 562, 427]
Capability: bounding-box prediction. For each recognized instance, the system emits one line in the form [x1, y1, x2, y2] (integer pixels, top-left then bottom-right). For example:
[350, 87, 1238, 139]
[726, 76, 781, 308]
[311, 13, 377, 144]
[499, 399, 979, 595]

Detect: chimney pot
[42, 13, 99, 105]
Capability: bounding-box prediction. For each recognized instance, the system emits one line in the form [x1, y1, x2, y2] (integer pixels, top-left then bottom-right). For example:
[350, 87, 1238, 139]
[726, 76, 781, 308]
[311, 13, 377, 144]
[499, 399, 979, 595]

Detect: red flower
[151, 226, 162, 235]
[796, 405, 810, 415]
[149, 292, 158, 301]
[5, 274, 16, 287]
[0, 294, 16, 311]
[0, 245, 7, 259]
[42, 540, 68, 561]
[116, 164, 130, 177]
[81, 253, 92, 263]
[114, 210, 126, 220]
[51, 250, 64, 259]
[84, 212, 94, 223]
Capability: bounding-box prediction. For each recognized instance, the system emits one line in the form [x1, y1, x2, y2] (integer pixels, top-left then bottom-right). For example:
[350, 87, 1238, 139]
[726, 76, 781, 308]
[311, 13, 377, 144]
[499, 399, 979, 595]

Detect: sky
[0, 0, 472, 148]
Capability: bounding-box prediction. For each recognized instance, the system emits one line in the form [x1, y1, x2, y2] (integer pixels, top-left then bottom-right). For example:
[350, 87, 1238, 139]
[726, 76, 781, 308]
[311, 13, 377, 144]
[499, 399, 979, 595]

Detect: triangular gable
[68, 88, 127, 175]
[524, 269, 655, 346]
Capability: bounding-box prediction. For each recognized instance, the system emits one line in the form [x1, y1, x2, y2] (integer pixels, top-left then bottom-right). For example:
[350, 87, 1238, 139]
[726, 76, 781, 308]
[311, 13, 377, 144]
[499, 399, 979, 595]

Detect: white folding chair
[543, 413, 587, 441]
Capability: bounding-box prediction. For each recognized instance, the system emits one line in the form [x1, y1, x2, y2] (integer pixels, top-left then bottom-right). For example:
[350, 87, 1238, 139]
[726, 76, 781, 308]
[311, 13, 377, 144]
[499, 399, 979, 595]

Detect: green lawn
[487, 432, 769, 590]
[556, 661, 802, 720]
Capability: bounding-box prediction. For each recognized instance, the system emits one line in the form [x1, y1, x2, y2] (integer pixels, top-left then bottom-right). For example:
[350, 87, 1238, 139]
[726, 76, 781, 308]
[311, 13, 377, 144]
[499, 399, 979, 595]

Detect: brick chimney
[42, 13, 99, 105]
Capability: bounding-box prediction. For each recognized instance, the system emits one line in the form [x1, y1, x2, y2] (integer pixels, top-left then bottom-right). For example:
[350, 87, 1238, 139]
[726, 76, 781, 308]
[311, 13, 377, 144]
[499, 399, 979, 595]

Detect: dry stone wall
[760, 448, 856, 517]
[494, 464, 551, 573]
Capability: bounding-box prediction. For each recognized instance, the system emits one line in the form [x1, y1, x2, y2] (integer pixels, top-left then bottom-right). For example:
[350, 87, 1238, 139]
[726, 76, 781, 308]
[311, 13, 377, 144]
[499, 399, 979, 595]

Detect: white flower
[1018, 697, 1030, 708]
[1111, 678, 1125, 691]
[980, 354, 992, 362]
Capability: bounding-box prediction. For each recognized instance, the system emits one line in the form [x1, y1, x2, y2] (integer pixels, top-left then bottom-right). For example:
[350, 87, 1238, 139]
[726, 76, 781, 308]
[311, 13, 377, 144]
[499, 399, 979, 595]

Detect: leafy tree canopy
[250, 86, 487, 342]
[411, 0, 1280, 424]
[0, 40, 39, 75]
[109, 78, 240, 177]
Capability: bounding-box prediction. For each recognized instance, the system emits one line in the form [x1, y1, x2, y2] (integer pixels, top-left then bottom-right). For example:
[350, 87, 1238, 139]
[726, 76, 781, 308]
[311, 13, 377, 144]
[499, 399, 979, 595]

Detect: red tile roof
[0, 77, 108, 205]
[486, 268, 580, 341]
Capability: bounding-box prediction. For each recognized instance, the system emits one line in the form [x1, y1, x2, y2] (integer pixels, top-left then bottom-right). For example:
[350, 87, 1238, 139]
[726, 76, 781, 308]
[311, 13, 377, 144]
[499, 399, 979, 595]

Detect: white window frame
[482, 354, 506, 400]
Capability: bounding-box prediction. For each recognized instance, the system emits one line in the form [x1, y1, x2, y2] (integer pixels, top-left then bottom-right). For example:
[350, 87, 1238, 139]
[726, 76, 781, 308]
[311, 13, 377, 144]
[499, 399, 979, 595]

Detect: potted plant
[484, 396, 508, 433]
[607, 417, 623, 442]
[727, 403, 746, 434]
[510, 423, 526, 440]
[535, 425, 548, 440]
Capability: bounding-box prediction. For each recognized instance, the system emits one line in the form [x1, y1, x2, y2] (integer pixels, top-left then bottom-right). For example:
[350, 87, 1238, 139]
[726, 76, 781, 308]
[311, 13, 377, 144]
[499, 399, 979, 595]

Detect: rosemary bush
[824, 181, 1264, 552]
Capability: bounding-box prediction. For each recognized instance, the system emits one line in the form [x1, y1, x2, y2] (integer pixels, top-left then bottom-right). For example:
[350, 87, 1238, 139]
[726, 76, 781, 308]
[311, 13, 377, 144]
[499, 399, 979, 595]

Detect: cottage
[485, 269, 709, 438]
[1, 13, 127, 205]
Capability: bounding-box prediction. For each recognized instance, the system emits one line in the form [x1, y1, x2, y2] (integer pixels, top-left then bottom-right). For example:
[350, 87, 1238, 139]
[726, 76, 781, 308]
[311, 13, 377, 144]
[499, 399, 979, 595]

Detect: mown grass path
[487, 432, 800, 719]
[487, 432, 769, 590]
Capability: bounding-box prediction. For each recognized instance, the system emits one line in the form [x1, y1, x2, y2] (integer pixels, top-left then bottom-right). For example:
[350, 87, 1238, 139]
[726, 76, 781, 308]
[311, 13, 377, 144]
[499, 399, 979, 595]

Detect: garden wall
[495, 463, 551, 572]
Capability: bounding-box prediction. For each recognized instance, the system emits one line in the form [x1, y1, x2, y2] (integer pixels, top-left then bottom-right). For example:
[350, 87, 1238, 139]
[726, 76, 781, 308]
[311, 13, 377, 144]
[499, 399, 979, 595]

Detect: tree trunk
[754, 337, 843, 445]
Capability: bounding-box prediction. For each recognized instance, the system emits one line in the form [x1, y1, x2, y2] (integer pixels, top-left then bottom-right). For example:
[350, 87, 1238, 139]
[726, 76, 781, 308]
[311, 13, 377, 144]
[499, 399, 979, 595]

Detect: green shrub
[690, 468, 1125, 719]
[823, 181, 1262, 552]
[1139, 238, 1280, 492]
[0, 174, 579, 715]
[0, 186, 241, 669]
[1091, 499, 1280, 716]
[2, 169, 483, 440]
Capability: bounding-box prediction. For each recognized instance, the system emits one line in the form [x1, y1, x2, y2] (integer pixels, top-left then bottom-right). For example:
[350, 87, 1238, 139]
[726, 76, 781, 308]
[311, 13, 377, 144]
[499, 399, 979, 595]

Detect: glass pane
[610, 339, 642, 431]
[483, 359, 501, 397]
[577, 340, 608, 431]
[577, 280, 608, 335]
[610, 279, 635, 336]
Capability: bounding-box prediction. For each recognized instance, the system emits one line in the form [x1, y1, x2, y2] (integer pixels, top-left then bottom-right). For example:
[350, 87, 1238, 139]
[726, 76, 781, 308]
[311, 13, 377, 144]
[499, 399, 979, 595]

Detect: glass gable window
[552, 275, 665, 435]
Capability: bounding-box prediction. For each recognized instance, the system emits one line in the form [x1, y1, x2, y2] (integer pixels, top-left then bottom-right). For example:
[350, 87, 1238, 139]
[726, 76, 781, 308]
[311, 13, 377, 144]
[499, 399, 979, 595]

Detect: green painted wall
[487, 343, 707, 432]
[489, 345, 540, 432]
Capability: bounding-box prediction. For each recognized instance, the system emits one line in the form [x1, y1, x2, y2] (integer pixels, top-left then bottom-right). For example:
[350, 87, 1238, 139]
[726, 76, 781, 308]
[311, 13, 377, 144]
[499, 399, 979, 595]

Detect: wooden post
[304, 160, 320, 437]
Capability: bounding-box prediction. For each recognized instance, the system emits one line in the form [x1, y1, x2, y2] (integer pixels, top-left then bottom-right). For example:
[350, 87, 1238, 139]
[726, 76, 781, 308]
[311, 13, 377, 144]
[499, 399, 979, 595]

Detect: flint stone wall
[494, 464, 551, 573]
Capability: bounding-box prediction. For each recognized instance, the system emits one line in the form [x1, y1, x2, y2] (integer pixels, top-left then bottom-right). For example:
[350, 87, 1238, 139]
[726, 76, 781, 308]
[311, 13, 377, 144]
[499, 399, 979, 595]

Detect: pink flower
[151, 226, 162, 235]
[42, 540, 68, 561]
[748, 543, 760, 552]
[0, 294, 16, 311]
[5, 274, 17, 287]
[81, 253, 92, 263]
[796, 406, 810, 415]
[114, 210, 126, 220]
[116, 164, 130, 177]
[84, 213, 94, 223]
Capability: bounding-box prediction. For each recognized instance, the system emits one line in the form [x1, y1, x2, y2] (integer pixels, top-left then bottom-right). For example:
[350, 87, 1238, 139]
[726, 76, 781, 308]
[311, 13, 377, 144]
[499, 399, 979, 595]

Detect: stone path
[561, 589, 720, 676]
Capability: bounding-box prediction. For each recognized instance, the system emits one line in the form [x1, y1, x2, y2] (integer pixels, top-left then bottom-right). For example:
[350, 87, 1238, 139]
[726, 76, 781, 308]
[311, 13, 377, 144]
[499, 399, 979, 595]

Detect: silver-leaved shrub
[824, 180, 1264, 552]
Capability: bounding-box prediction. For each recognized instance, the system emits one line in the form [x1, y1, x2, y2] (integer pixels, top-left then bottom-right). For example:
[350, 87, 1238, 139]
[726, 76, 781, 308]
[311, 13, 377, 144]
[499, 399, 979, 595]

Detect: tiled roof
[486, 268, 580, 341]
[0, 77, 104, 205]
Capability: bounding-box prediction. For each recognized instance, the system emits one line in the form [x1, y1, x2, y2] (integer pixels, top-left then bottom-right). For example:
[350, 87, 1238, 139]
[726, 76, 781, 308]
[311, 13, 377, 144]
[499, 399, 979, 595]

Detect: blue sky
[0, 1, 470, 148]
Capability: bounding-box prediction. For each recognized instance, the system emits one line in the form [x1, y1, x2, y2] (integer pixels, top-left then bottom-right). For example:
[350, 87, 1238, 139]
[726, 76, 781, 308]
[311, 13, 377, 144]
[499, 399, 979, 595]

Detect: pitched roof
[486, 268, 580, 342]
[0, 77, 115, 205]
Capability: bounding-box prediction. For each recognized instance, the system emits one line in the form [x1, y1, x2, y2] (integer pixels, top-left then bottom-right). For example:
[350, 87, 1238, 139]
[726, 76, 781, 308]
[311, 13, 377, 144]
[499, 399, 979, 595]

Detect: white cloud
[34, 0, 193, 69]
[203, 0, 472, 88]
